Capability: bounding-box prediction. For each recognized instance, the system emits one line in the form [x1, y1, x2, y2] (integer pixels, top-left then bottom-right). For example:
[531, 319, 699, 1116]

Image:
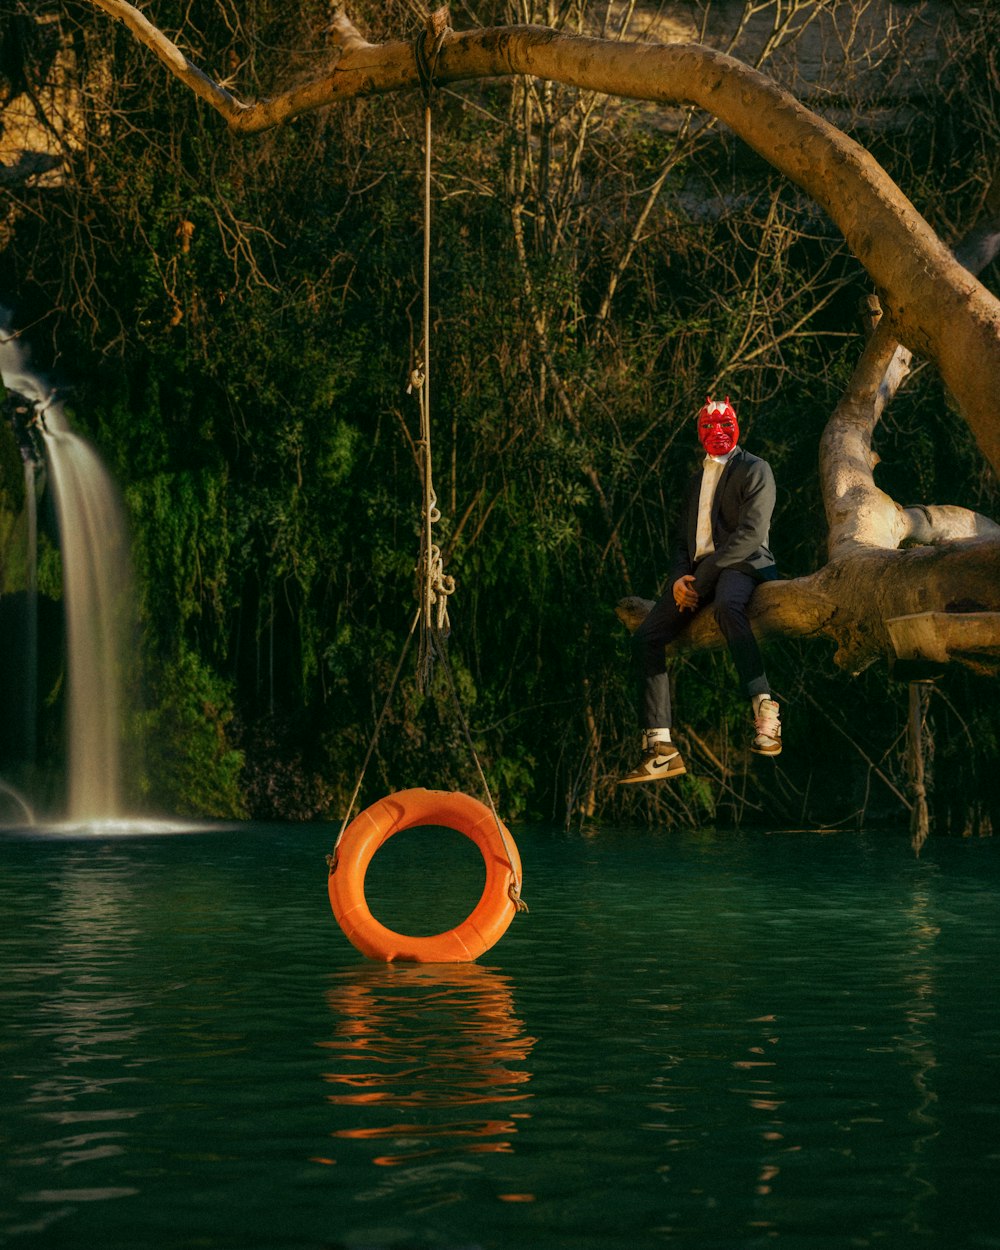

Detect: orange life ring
[328, 788, 523, 963]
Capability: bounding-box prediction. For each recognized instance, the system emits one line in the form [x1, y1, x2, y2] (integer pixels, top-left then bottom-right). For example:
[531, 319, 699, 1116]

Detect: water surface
[1, 822, 998, 1249]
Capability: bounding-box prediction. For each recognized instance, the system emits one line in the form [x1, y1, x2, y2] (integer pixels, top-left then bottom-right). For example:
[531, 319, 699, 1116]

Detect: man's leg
[712, 570, 767, 695]
[713, 569, 781, 755]
[632, 589, 691, 727]
[620, 591, 690, 783]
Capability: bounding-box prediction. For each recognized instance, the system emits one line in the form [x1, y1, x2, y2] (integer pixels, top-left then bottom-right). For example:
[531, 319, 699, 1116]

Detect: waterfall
[0, 320, 133, 821]
[43, 412, 131, 819]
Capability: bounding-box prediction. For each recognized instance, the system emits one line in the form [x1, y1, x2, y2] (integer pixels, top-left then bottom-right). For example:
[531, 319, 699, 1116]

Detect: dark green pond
[1, 821, 998, 1249]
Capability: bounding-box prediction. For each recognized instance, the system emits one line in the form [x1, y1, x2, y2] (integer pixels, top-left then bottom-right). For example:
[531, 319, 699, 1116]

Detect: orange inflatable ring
[328, 788, 523, 963]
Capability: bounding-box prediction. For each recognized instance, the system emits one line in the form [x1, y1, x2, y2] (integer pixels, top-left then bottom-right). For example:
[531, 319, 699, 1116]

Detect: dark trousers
[632, 568, 769, 729]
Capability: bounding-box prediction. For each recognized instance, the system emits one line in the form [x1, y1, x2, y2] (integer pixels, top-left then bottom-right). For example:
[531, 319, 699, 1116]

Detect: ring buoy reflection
[328, 788, 523, 963]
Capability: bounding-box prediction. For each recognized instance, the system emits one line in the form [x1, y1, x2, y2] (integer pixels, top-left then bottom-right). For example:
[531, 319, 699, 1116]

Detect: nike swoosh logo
[652, 756, 678, 769]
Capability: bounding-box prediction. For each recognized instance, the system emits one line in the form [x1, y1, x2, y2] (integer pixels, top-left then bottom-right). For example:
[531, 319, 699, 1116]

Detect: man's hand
[672, 574, 699, 612]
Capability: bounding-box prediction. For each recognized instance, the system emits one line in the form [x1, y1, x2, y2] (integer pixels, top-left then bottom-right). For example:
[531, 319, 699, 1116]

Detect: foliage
[137, 642, 248, 818]
[0, 0, 996, 829]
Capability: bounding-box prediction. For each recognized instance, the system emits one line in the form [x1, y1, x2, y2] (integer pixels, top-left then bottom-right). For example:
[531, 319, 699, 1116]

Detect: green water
[1, 822, 998, 1249]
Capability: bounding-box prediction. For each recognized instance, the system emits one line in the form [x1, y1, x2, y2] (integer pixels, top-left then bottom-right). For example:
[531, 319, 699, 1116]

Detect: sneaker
[751, 698, 782, 756]
[619, 742, 687, 784]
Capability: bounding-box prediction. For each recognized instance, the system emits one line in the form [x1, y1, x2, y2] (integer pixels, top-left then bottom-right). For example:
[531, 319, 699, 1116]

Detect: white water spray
[0, 321, 133, 820]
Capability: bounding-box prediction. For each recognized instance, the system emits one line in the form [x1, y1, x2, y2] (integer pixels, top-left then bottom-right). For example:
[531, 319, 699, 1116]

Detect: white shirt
[694, 447, 737, 561]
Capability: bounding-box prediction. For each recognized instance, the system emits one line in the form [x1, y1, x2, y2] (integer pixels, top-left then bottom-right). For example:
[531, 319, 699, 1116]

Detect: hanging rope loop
[327, 607, 421, 874]
[411, 13, 455, 692]
[327, 3, 526, 914]
[509, 882, 529, 913]
[428, 629, 527, 909]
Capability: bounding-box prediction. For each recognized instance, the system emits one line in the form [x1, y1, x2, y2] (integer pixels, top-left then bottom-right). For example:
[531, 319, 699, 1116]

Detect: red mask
[697, 396, 739, 456]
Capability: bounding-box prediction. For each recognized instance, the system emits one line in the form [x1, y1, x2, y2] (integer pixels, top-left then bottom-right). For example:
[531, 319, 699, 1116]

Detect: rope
[410, 52, 520, 902]
[411, 28, 454, 693]
[429, 629, 528, 911]
[327, 607, 420, 874]
[329, 12, 525, 912]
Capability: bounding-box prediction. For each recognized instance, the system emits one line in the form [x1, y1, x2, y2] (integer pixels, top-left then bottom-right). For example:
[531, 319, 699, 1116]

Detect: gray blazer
[670, 447, 778, 597]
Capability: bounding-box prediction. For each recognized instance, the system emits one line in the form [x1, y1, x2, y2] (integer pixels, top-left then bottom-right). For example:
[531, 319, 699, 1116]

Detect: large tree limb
[819, 319, 910, 557]
[617, 539, 1000, 676]
[85, 3, 1000, 478]
[820, 206, 1000, 560]
[811, 320, 1000, 557]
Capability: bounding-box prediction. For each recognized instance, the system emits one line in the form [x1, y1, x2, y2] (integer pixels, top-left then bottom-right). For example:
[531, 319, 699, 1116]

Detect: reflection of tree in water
[316, 963, 535, 1169]
[731, 876, 944, 1238]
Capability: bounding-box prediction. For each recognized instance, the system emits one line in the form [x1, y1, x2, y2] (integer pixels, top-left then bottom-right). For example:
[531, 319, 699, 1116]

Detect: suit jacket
[670, 447, 778, 597]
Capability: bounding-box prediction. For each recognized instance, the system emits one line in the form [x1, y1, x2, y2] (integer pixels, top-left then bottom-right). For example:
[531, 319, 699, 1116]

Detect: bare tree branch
[86, 0, 252, 125]
[82, 2, 1000, 480]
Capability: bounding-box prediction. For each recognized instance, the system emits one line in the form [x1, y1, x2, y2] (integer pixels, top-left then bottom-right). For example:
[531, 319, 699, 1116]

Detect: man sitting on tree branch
[622, 396, 782, 784]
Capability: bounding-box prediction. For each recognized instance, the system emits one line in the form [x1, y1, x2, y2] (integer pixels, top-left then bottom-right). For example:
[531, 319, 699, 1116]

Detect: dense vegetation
[1, 0, 997, 832]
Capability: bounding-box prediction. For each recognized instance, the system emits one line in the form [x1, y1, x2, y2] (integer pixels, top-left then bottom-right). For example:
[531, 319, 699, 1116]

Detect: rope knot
[414, 6, 450, 102]
[422, 542, 455, 635]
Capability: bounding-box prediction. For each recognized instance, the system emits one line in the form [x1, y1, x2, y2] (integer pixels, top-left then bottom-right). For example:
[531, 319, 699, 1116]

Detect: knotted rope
[328, 9, 524, 910]
[412, 10, 454, 692]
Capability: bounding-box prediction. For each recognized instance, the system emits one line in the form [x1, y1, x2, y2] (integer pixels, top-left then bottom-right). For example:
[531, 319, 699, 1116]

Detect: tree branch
[617, 540, 1000, 676]
[820, 193, 1000, 560]
[327, 9, 373, 54]
[86, 0, 251, 125]
[899, 505, 1000, 545]
[819, 318, 910, 557]
[82, 3, 1000, 480]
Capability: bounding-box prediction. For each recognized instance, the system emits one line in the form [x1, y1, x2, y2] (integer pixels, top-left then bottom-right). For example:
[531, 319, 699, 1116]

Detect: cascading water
[0, 319, 133, 821]
[43, 408, 132, 819]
